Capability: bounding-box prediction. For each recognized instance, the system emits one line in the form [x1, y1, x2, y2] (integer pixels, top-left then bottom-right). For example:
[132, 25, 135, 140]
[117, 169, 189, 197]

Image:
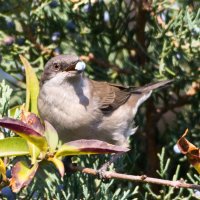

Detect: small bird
[38, 54, 172, 147]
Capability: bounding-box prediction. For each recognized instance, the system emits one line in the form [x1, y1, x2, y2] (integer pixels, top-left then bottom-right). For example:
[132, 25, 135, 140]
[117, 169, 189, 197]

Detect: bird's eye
[53, 64, 60, 71]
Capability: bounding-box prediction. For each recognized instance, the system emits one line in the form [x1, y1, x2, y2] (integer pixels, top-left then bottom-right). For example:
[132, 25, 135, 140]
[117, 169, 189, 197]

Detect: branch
[73, 165, 200, 190]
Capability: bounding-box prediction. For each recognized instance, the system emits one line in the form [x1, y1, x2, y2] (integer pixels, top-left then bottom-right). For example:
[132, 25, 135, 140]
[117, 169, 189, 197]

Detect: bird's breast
[38, 82, 101, 137]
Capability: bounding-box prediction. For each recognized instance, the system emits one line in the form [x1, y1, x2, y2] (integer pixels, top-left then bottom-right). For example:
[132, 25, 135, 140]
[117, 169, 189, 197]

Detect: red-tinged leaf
[177, 129, 200, 174]
[0, 158, 6, 181]
[44, 121, 59, 152]
[19, 55, 39, 115]
[0, 118, 48, 153]
[20, 111, 45, 163]
[20, 110, 44, 135]
[0, 137, 29, 157]
[48, 157, 65, 177]
[11, 161, 38, 193]
[0, 117, 41, 136]
[55, 139, 130, 158]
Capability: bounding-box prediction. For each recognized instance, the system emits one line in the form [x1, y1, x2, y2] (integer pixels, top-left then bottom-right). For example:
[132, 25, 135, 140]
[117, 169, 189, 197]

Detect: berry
[49, 0, 58, 8]
[16, 37, 25, 45]
[1, 186, 15, 200]
[82, 4, 92, 13]
[6, 169, 12, 179]
[103, 11, 110, 22]
[53, 47, 61, 55]
[51, 32, 61, 42]
[6, 20, 15, 29]
[176, 53, 181, 60]
[194, 190, 200, 198]
[66, 20, 76, 32]
[173, 144, 181, 154]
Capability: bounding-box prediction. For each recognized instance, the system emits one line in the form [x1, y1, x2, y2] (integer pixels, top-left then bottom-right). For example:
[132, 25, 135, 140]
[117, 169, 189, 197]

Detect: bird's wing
[91, 80, 138, 113]
[90, 79, 172, 114]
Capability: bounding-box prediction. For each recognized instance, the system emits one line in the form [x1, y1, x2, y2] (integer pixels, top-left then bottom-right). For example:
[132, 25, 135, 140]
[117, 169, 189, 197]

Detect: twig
[73, 165, 200, 190]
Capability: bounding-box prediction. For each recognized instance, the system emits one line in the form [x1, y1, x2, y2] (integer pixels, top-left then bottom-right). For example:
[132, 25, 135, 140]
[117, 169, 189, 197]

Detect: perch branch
[72, 165, 200, 190]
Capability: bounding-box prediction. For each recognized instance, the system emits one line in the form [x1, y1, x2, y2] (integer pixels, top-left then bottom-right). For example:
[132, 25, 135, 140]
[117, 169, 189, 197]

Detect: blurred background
[0, 0, 199, 199]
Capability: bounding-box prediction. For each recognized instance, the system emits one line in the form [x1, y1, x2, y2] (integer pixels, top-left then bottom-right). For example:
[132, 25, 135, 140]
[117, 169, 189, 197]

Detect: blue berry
[82, 4, 92, 13]
[6, 20, 15, 29]
[103, 11, 110, 22]
[16, 37, 25, 45]
[6, 169, 12, 178]
[66, 20, 76, 32]
[1, 186, 15, 200]
[54, 47, 61, 55]
[51, 32, 61, 42]
[49, 0, 59, 8]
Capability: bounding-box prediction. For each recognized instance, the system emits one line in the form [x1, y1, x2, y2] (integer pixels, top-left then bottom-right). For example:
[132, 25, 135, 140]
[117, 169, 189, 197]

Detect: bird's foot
[96, 167, 111, 183]
[96, 153, 124, 182]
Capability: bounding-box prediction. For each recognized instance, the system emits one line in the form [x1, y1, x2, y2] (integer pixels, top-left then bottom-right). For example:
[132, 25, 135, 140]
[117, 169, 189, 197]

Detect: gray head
[40, 54, 86, 86]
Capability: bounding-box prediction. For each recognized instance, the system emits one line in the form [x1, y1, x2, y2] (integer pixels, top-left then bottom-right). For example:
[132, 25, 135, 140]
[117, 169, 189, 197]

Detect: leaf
[9, 105, 22, 117]
[177, 129, 200, 174]
[11, 161, 38, 193]
[20, 110, 44, 135]
[28, 142, 40, 165]
[19, 55, 39, 115]
[44, 121, 59, 152]
[20, 111, 45, 163]
[55, 139, 130, 158]
[0, 137, 29, 157]
[0, 118, 48, 154]
[0, 158, 6, 181]
[48, 157, 65, 177]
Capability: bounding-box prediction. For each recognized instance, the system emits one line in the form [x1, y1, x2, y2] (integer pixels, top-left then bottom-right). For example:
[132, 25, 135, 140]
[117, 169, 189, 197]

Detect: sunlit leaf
[11, 161, 38, 193]
[20, 111, 45, 163]
[44, 121, 59, 152]
[0, 118, 48, 154]
[0, 158, 6, 181]
[20, 110, 44, 135]
[0, 137, 29, 157]
[48, 157, 64, 177]
[177, 129, 200, 174]
[19, 55, 39, 115]
[9, 105, 22, 118]
[55, 139, 129, 158]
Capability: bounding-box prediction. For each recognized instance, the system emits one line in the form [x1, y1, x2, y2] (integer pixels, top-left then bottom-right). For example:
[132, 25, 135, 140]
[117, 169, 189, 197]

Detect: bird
[38, 54, 172, 148]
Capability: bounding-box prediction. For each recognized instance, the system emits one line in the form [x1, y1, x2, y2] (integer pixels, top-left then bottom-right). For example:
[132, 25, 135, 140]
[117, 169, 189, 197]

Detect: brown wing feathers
[91, 79, 172, 114]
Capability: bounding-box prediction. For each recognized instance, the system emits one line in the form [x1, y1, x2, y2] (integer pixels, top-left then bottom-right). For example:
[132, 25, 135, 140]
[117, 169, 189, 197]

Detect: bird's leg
[97, 153, 124, 180]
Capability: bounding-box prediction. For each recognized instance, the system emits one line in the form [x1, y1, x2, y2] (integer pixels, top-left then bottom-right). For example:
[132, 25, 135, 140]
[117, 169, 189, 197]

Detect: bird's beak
[64, 61, 86, 73]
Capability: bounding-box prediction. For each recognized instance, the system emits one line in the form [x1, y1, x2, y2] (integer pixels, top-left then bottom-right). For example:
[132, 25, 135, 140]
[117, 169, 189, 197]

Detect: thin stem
[73, 165, 200, 190]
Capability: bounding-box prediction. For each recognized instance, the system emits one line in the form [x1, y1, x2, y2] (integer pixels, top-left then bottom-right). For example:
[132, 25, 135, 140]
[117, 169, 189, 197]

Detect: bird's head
[40, 54, 86, 86]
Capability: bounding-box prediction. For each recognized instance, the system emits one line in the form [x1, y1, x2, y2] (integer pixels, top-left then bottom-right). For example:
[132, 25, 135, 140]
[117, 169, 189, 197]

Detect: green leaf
[44, 121, 59, 152]
[0, 137, 29, 157]
[11, 161, 38, 193]
[19, 55, 39, 115]
[55, 139, 130, 158]
[28, 142, 40, 165]
[48, 157, 64, 177]
[0, 118, 48, 154]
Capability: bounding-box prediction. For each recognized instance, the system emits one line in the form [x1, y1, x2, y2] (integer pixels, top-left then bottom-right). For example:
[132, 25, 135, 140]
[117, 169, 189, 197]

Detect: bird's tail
[133, 80, 173, 93]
